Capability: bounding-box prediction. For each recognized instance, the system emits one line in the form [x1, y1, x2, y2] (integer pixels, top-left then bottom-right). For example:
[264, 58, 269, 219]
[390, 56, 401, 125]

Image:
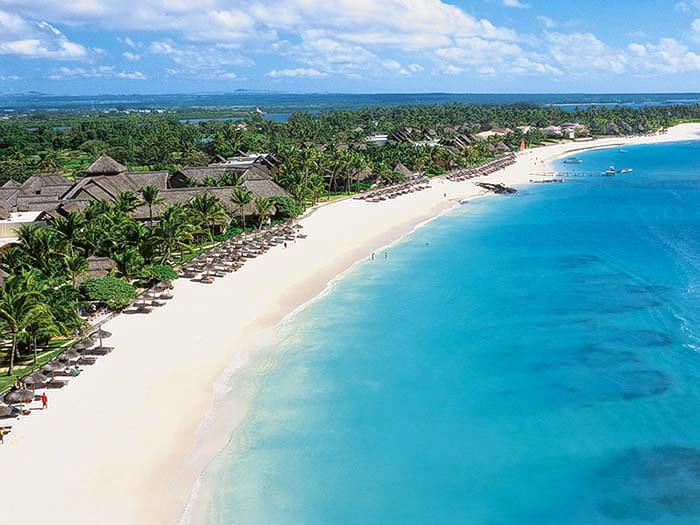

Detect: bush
[143, 264, 178, 282]
[80, 276, 137, 310]
[271, 196, 303, 218]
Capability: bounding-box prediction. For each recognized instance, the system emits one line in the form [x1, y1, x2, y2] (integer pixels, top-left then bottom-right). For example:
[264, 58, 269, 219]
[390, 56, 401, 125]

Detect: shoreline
[2, 123, 699, 525]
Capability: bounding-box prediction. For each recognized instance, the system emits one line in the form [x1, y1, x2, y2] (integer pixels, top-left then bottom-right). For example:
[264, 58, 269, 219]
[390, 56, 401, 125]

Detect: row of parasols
[129, 279, 175, 314]
[179, 223, 305, 284]
[0, 327, 114, 416]
[446, 153, 517, 183]
[353, 176, 430, 203]
[1, 279, 176, 417]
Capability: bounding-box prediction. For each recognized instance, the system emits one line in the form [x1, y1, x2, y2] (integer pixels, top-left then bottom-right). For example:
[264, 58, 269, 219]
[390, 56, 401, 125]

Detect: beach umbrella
[91, 328, 112, 347]
[0, 404, 15, 417]
[92, 328, 112, 339]
[73, 340, 93, 351]
[59, 349, 81, 362]
[42, 361, 64, 373]
[3, 389, 34, 404]
[23, 372, 49, 387]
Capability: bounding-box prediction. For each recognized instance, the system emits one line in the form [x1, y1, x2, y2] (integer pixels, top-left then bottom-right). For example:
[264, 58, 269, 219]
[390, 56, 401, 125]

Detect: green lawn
[0, 338, 76, 394]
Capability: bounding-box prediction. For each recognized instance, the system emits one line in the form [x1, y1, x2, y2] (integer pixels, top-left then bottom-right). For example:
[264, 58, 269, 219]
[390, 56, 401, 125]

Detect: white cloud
[0, 10, 87, 59]
[691, 18, 700, 43]
[627, 38, 700, 75]
[2, 0, 700, 84]
[502, 0, 529, 7]
[115, 70, 146, 79]
[537, 16, 556, 28]
[266, 68, 326, 78]
[546, 32, 627, 74]
[47, 65, 145, 80]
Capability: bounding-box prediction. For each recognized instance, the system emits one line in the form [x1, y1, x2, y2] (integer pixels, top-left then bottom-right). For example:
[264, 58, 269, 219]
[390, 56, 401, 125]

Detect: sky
[1, 0, 700, 95]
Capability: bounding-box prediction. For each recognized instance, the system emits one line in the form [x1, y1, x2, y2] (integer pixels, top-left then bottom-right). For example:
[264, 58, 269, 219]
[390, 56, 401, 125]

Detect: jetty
[475, 182, 518, 194]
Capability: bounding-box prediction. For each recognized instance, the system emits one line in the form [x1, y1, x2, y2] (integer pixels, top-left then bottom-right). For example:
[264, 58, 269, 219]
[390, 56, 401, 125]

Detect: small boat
[619, 149, 628, 153]
[618, 168, 633, 174]
[563, 157, 583, 164]
[603, 166, 616, 176]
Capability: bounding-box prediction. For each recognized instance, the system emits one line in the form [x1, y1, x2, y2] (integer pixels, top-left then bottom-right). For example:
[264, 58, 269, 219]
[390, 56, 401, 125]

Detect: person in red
[40, 392, 48, 410]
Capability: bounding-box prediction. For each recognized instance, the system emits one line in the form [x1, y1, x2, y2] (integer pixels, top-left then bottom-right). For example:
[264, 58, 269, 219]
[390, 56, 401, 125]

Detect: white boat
[618, 168, 633, 174]
[603, 166, 616, 176]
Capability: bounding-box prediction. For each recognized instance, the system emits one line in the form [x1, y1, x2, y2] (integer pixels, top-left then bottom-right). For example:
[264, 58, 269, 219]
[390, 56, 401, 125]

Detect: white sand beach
[1, 123, 699, 525]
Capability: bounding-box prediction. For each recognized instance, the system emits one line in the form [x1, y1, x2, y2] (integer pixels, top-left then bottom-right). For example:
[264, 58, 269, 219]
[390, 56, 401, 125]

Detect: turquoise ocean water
[200, 140, 700, 524]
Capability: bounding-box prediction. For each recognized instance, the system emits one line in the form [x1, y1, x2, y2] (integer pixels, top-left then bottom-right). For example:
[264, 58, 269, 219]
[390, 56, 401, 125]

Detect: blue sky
[1, 0, 700, 94]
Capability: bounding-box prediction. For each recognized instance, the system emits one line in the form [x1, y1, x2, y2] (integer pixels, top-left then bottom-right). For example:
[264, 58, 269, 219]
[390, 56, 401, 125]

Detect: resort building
[0, 210, 49, 248]
[365, 134, 389, 147]
[0, 153, 290, 225]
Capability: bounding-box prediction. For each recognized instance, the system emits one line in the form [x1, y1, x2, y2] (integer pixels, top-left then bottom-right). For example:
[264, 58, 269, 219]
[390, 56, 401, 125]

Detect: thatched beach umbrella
[73, 339, 93, 351]
[23, 372, 49, 387]
[42, 361, 64, 373]
[92, 328, 112, 339]
[4, 389, 34, 404]
[59, 349, 81, 362]
[91, 328, 112, 347]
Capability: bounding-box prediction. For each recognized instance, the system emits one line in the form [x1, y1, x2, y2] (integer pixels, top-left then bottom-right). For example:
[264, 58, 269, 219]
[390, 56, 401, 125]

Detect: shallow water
[200, 141, 700, 524]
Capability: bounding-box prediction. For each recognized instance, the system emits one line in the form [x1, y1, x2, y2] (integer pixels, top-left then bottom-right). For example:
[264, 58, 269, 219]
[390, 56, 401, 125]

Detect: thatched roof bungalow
[62, 171, 169, 202]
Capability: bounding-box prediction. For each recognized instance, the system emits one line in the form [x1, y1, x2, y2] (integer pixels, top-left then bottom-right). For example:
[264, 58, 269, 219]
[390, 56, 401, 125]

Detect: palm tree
[25, 310, 59, 364]
[0, 284, 41, 376]
[230, 186, 253, 228]
[187, 194, 229, 240]
[114, 191, 141, 214]
[254, 197, 274, 229]
[63, 253, 88, 288]
[51, 212, 86, 250]
[139, 185, 164, 226]
[151, 206, 197, 264]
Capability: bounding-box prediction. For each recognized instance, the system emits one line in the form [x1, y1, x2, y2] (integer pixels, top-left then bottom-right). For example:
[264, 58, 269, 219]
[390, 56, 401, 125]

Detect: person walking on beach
[40, 392, 47, 410]
[0, 427, 4, 444]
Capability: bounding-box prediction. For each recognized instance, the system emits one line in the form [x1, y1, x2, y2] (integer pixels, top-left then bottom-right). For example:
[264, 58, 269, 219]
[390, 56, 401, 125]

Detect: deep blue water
[201, 140, 700, 524]
[3, 92, 700, 114]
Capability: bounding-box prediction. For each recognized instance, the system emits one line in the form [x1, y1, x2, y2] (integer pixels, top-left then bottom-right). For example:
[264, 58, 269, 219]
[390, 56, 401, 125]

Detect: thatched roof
[131, 187, 256, 220]
[171, 163, 274, 188]
[63, 171, 168, 202]
[82, 256, 118, 282]
[19, 173, 72, 195]
[0, 201, 10, 220]
[0, 188, 18, 210]
[394, 162, 414, 178]
[86, 154, 126, 176]
[16, 195, 60, 212]
[2, 179, 20, 189]
[242, 179, 290, 199]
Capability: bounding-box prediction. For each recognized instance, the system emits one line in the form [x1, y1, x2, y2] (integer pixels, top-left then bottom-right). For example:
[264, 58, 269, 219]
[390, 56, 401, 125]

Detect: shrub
[271, 196, 303, 218]
[143, 264, 178, 282]
[80, 276, 137, 310]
